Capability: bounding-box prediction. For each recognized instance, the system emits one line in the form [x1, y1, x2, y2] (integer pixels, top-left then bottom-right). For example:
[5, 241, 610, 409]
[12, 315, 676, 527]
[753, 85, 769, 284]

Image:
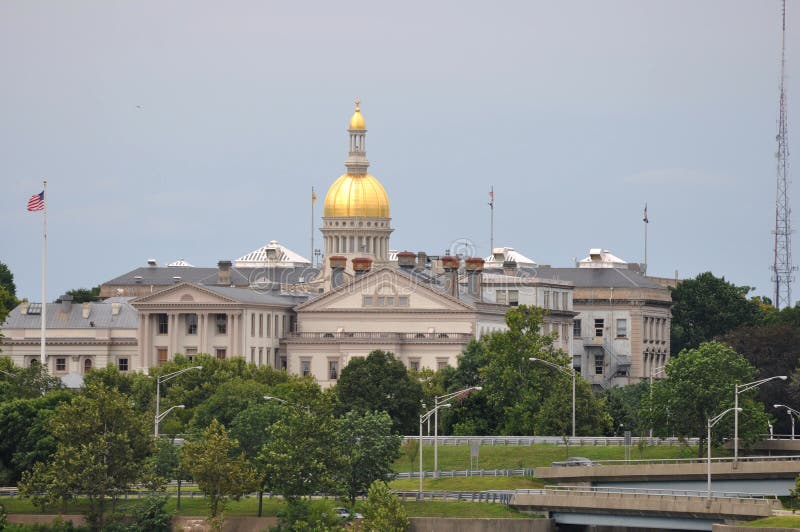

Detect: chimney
[416, 251, 428, 270]
[397, 251, 416, 270]
[82, 302, 91, 319]
[20, 300, 29, 315]
[465, 257, 485, 300]
[503, 260, 518, 276]
[60, 294, 73, 314]
[352, 257, 373, 276]
[147, 259, 157, 267]
[111, 302, 121, 316]
[330, 256, 347, 289]
[218, 260, 232, 285]
[441, 255, 460, 298]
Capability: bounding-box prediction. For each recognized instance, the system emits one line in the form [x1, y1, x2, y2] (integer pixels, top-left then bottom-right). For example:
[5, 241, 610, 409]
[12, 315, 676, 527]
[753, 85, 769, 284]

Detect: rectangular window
[508, 290, 519, 306]
[259, 314, 264, 337]
[544, 291, 550, 309]
[363, 295, 374, 306]
[616, 318, 628, 338]
[251, 314, 256, 337]
[398, 296, 410, 307]
[157, 313, 169, 335]
[118, 358, 129, 372]
[274, 316, 279, 337]
[251, 347, 256, 362]
[437, 360, 448, 370]
[573, 319, 582, 338]
[301, 359, 311, 377]
[329, 360, 339, 380]
[553, 292, 560, 310]
[594, 318, 604, 337]
[266, 314, 272, 337]
[185, 347, 197, 362]
[55, 358, 66, 372]
[216, 348, 226, 360]
[595, 354, 604, 375]
[158, 348, 168, 366]
[186, 314, 197, 335]
[562, 324, 569, 344]
[409, 359, 420, 372]
[281, 316, 286, 336]
[496, 290, 507, 305]
[258, 347, 263, 365]
[216, 314, 227, 335]
[552, 324, 559, 340]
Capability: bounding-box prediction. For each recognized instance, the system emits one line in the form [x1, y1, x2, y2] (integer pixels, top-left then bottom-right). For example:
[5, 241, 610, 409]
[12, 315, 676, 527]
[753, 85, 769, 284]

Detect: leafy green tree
[229, 402, 283, 516]
[64, 286, 100, 303]
[19, 383, 153, 530]
[335, 410, 401, 505]
[601, 381, 650, 436]
[0, 262, 18, 323]
[439, 341, 498, 436]
[273, 499, 346, 532]
[182, 419, 258, 526]
[643, 341, 771, 456]
[0, 358, 63, 401]
[361, 480, 409, 532]
[259, 408, 344, 503]
[188, 378, 270, 430]
[533, 376, 612, 436]
[335, 350, 423, 434]
[670, 272, 762, 356]
[82, 364, 153, 411]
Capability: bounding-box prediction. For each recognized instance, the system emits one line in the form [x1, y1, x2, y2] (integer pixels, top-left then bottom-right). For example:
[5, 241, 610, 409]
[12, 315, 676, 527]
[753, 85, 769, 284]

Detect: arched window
[84, 358, 93, 373]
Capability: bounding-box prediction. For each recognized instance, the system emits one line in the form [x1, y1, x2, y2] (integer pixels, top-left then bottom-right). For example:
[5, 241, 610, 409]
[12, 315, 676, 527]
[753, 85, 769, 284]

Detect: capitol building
[1, 103, 672, 389]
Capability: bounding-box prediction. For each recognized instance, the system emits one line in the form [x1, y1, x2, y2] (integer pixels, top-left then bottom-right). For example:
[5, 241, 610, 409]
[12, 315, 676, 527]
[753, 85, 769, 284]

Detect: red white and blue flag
[27, 191, 45, 211]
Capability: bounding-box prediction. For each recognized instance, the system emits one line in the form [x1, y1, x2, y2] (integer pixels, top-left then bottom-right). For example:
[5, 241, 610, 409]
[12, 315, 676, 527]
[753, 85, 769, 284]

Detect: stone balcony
[283, 331, 474, 344]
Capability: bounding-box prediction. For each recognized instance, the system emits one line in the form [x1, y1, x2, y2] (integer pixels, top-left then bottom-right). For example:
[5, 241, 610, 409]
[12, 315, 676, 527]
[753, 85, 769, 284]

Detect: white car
[333, 507, 363, 520]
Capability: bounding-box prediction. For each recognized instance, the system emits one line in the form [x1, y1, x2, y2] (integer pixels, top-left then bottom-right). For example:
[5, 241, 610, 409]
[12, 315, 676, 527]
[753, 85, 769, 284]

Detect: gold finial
[354, 98, 360, 111]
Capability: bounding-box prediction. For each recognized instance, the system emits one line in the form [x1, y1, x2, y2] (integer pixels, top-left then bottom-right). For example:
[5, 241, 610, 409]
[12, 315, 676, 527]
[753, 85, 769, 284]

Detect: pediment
[132, 282, 239, 306]
[296, 268, 473, 312]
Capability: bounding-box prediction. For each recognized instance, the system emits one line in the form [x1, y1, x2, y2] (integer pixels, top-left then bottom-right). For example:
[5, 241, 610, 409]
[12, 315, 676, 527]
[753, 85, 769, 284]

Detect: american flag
[488, 187, 494, 208]
[27, 191, 45, 212]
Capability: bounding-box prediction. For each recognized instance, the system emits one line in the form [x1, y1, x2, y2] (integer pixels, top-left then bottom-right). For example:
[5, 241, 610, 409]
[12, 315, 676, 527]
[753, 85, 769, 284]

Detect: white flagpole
[40, 179, 47, 367]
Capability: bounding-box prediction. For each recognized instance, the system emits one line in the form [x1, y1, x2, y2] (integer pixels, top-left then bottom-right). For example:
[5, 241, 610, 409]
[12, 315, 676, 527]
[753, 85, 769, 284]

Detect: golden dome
[324, 173, 390, 218]
[349, 100, 366, 130]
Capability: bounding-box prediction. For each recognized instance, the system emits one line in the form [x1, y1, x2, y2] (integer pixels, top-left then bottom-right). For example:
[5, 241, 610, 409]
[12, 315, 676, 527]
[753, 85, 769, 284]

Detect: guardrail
[403, 436, 699, 446]
[515, 485, 779, 501]
[395, 468, 533, 479]
[581, 454, 800, 467]
[394, 490, 513, 504]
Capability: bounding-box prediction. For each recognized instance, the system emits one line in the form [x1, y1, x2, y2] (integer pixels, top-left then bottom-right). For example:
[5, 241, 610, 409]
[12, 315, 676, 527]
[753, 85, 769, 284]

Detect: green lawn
[394, 442, 700, 472]
[741, 515, 800, 527]
[399, 501, 538, 519]
[390, 476, 543, 492]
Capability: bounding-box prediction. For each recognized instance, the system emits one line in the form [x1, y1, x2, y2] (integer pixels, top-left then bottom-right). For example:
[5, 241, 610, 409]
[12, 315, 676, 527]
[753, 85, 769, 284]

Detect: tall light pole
[774, 404, 800, 439]
[419, 403, 450, 498]
[707, 408, 741, 501]
[649, 365, 667, 438]
[734, 375, 786, 462]
[155, 365, 202, 437]
[530, 357, 576, 438]
[434, 386, 482, 478]
[264, 395, 310, 413]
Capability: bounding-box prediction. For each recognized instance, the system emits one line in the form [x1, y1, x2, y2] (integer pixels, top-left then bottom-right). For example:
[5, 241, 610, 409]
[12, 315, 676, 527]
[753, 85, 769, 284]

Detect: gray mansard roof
[528, 266, 665, 289]
[2, 298, 139, 330]
[103, 265, 320, 289]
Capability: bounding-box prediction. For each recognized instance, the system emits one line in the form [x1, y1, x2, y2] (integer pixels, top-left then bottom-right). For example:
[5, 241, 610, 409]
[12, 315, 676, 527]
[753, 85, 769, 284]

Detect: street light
[419, 403, 450, 498]
[530, 357, 576, 438]
[774, 404, 800, 439]
[155, 405, 185, 427]
[264, 395, 310, 413]
[734, 375, 787, 462]
[707, 407, 741, 501]
[434, 386, 482, 478]
[649, 365, 667, 438]
[0, 369, 17, 378]
[155, 365, 202, 437]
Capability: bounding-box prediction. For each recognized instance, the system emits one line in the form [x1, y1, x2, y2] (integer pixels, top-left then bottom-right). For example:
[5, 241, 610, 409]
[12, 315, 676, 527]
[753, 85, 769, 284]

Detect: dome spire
[346, 99, 368, 175]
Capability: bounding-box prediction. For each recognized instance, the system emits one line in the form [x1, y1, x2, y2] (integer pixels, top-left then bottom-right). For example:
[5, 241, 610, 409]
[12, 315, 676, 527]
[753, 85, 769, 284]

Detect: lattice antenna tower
[773, 0, 797, 309]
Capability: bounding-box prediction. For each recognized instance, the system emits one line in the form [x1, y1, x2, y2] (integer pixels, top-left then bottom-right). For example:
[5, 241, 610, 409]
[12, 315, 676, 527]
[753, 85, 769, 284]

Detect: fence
[395, 468, 534, 479]
[394, 490, 513, 504]
[515, 485, 779, 501]
[403, 436, 699, 446]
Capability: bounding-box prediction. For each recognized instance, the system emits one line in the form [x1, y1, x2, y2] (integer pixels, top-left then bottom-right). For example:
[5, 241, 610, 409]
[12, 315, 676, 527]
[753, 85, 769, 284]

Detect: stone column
[138, 313, 147, 370]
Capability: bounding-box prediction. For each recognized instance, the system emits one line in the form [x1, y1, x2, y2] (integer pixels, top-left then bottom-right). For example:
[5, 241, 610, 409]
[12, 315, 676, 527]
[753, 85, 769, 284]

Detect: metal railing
[285, 331, 474, 342]
[395, 468, 533, 479]
[394, 490, 513, 504]
[403, 435, 699, 446]
[579, 454, 800, 467]
[515, 485, 779, 501]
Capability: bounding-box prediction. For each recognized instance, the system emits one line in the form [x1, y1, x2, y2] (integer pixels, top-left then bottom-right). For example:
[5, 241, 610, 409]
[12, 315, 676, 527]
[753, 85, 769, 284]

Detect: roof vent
[82, 302, 90, 319]
[147, 259, 157, 267]
[111, 302, 121, 316]
[134, 276, 143, 284]
[173, 276, 181, 283]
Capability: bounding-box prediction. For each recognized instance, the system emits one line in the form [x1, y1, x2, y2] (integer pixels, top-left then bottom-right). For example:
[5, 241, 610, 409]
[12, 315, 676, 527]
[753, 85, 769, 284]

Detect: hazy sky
[1, 1, 797, 303]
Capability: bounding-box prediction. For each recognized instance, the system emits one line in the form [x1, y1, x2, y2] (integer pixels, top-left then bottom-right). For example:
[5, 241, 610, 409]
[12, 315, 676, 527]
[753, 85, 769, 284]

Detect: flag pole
[41, 179, 47, 367]
[643, 203, 649, 275]
[489, 186, 494, 254]
[311, 186, 316, 267]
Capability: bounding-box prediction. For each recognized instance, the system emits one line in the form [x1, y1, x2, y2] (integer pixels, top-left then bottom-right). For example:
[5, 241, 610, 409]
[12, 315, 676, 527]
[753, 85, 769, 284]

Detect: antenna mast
[772, 0, 796, 309]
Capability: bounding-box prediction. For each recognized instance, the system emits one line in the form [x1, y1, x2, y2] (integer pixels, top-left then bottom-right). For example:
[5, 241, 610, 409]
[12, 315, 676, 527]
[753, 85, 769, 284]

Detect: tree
[259, 407, 344, 503]
[439, 341, 499, 436]
[534, 377, 612, 436]
[335, 410, 402, 505]
[361, 480, 409, 532]
[335, 350, 423, 435]
[721, 324, 800, 434]
[64, 286, 100, 303]
[18, 383, 153, 530]
[0, 358, 63, 401]
[182, 419, 257, 527]
[643, 341, 770, 456]
[0, 262, 18, 324]
[670, 272, 762, 356]
[600, 381, 650, 436]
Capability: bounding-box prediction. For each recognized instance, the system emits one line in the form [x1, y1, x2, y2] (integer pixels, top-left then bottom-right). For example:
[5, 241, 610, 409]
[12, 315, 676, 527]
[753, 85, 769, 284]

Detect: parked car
[333, 507, 363, 520]
[550, 456, 597, 467]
